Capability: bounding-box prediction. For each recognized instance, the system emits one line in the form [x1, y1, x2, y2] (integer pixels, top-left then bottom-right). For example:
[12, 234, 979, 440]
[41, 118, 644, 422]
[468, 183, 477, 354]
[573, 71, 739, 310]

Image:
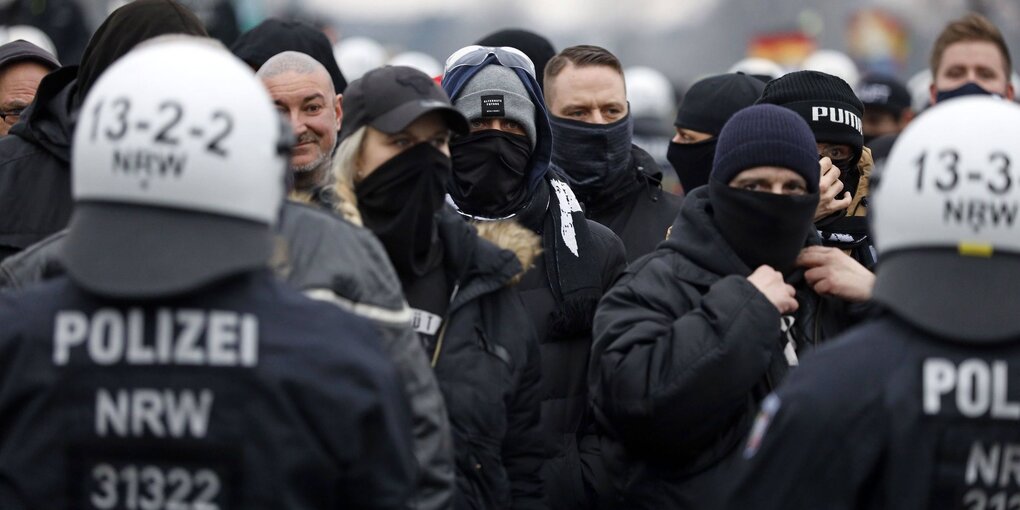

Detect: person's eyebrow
[302, 93, 326, 103]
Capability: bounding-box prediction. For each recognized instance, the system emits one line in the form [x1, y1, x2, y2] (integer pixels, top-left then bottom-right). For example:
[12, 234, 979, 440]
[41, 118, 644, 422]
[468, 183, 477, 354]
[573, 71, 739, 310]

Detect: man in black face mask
[443, 47, 627, 510]
[758, 70, 880, 287]
[590, 104, 869, 509]
[667, 73, 764, 194]
[544, 45, 683, 263]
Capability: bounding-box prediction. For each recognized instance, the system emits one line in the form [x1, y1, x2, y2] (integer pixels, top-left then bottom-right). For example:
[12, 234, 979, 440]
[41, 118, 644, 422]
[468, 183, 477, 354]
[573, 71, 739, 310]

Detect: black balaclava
[356, 143, 451, 283]
[709, 104, 821, 274]
[549, 113, 634, 199]
[667, 139, 717, 192]
[75, 0, 208, 108]
[449, 130, 532, 218]
[231, 18, 347, 93]
[449, 63, 538, 218]
[668, 73, 764, 192]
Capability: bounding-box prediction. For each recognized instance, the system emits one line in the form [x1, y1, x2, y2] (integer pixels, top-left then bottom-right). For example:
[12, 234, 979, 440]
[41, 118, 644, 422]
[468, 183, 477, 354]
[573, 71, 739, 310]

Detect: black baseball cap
[339, 65, 469, 143]
[857, 74, 911, 115]
[0, 40, 60, 72]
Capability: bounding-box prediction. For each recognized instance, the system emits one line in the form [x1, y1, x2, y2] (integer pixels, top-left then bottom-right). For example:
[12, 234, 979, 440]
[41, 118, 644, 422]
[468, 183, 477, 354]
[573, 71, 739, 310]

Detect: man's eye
[470, 120, 486, 128]
[569, 111, 585, 118]
[506, 120, 521, 130]
[392, 138, 411, 147]
[306, 104, 322, 113]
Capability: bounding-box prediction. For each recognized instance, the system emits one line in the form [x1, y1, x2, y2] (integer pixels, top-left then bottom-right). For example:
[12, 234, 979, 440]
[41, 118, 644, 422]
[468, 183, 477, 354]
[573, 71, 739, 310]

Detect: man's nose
[290, 111, 306, 135]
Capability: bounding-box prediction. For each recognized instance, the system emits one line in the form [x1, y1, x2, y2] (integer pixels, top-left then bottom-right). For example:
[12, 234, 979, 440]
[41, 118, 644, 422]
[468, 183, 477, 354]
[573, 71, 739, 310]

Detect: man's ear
[335, 93, 344, 127]
[1006, 82, 1016, 101]
[929, 82, 938, 106]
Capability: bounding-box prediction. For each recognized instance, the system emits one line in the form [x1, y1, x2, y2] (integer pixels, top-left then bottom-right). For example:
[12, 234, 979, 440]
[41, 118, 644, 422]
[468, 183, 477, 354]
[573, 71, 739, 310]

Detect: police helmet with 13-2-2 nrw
[871, 96, 1020, 342]
[63, 38, 290, 299]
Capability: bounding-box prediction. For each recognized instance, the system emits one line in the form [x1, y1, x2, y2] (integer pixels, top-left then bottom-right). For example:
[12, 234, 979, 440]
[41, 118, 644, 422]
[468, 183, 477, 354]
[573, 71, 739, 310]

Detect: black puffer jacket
[575, 146, 683, 263]
[589, 187, 863, 509]
[0, 202, 457, 510]
[429, 208, 545, 510]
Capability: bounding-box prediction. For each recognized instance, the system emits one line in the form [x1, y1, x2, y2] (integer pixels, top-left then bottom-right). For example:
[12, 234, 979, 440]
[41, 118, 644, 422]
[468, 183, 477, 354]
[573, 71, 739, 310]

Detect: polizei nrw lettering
[53, 308, 258, 367]
[811, 106, 863, 134]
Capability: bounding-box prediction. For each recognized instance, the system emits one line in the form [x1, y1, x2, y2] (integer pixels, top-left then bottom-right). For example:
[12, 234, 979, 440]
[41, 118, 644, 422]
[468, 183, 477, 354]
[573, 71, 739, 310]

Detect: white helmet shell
[728, 57, 784, 82]
[801, 49, 860, 89]
[334, 36, 387, 81]
[874, 96, 1020, 256]
[73, 38, 286, 226]
[624, 66, 676, 120]
[0, 25, 58, 58]
[388, 51, 442, 79]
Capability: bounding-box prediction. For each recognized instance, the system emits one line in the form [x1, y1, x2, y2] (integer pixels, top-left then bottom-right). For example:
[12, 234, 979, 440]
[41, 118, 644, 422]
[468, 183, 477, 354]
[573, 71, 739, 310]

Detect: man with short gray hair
[257, 51, 342, 199]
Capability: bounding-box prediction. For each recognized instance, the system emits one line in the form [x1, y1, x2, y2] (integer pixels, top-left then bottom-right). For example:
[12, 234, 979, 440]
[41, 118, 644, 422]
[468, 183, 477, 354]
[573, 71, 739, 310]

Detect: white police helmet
[872, 95, 1020, 341]
[64, 37, 289, 298]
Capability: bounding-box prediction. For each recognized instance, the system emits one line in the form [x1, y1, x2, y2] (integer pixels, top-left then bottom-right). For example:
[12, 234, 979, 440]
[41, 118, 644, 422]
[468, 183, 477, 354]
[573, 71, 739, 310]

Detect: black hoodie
[0, 0, 207, 261]
[588, 187, 863, 509]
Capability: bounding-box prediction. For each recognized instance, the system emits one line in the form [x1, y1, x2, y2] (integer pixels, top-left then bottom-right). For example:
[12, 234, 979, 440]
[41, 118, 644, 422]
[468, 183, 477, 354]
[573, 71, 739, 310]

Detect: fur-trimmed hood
[472, 219, 542, 286]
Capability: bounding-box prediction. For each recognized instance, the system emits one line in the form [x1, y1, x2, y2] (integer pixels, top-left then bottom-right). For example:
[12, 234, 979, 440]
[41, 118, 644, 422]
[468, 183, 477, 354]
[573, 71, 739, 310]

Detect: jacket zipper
[430, 282, 461, 368]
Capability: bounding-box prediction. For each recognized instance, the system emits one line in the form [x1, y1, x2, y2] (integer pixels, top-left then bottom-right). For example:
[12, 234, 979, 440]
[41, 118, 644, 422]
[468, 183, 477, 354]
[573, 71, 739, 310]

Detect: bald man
[257, 51, 343, 198]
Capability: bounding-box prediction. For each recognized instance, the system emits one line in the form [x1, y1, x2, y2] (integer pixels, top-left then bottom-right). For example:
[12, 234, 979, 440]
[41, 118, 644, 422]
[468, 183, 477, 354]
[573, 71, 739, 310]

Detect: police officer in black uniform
[726, 95, 1020, 509]
[0, 38, 415, 509]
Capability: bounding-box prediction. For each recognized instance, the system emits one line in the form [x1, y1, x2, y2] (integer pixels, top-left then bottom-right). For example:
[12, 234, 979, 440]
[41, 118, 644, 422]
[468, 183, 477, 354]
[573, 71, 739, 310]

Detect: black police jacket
[588, 186, 864, 509]
[0, 270, 416, 509]
[727, 313, 1020, 510]
[0, 201, 457, 510]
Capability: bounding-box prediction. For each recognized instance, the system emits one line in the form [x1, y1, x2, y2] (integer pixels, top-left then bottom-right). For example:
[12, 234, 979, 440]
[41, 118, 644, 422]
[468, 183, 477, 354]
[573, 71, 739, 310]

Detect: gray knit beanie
[452, 64, 537, 148]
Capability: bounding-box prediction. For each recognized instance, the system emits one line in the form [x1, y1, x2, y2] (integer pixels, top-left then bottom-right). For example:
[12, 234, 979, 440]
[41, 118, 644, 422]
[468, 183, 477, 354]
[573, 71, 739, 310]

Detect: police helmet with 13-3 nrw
[64, 38, 289, 299]
[871, 96, 1020, 343]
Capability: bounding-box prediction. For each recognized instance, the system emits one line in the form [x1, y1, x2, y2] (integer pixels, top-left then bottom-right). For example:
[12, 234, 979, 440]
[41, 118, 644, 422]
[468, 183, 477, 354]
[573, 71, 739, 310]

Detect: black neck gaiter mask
[709, 180, 819, 274]
[449, 130, 532, 218]
[356, 143, 451, 283]
[549, 113, 634, 198]
[667, 138, 717, 193]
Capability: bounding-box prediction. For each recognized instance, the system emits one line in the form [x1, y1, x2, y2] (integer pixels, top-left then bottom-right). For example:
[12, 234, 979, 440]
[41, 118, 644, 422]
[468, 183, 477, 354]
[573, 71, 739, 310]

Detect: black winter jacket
[0, 202, 456, 510]
[0, 67, 76, 261]
[0, 270, 416, 509]
[589, 187, 863, 509]
[577, 146, 683, 263]
[429, 208, 545, 510]
[507, 194, 626, 510]
[727, 314, 1020, 510]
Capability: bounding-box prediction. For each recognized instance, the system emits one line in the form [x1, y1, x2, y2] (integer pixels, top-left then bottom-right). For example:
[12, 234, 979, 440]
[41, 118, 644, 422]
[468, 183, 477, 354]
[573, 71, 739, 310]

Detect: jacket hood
[75, 0, 208, 108]
[10, 66, 78, 163]
[441, 54, 553, 193]
[660, 186, 752, 281]
[230, 18, 347, 93]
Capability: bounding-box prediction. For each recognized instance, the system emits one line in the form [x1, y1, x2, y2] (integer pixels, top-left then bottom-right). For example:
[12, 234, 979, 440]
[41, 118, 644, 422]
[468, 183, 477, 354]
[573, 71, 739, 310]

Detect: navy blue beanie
[711, 104, 820, 193]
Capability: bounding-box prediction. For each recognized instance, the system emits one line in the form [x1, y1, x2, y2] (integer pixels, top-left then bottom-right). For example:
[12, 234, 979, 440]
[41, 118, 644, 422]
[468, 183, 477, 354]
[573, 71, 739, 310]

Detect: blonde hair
[330, 127, 367, 226]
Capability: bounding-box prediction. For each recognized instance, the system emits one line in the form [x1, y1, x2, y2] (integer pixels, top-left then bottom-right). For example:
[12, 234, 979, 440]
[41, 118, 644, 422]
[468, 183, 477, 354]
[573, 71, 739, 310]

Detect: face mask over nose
[549, 113, 634, 196]
[667, 138, 717, 192]
[935, 82, 997, 103]
[709, 180, 819, 274]
[355, 143, 452, 282]
[449, 129, 533, 218]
